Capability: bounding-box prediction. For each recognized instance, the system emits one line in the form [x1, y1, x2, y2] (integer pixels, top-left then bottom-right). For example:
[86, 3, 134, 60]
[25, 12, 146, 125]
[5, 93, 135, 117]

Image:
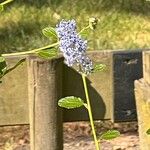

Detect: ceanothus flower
[56, 19, 93, 74]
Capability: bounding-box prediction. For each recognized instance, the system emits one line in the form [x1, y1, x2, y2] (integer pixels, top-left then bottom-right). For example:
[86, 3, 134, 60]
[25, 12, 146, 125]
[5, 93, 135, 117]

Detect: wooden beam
[143, 51, 150, 84]
[0, 50, 145, 125]
[135, 51, 150, 150]
[135, 79, 150, 150]
[27, 56, 63, 150]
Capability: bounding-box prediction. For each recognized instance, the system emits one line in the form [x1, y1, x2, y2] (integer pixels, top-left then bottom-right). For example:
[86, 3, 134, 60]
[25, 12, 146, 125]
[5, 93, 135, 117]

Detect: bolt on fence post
[27, 56, 63, 150]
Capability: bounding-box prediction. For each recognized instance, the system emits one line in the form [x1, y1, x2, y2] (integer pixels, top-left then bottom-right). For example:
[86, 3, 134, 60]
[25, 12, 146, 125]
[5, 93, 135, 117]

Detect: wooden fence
[0, 50, 146, 149]
[135, 51, 150, 150]
[0, 50, 143, 124]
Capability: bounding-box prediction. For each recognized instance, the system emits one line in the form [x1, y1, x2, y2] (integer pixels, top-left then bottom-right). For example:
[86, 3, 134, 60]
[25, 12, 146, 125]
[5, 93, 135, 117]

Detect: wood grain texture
[0, 56, 29, 125]
[143, 51, 150, 85]
[134, 50, 150, 150]
[135, 79, 150, 150]
[0, 50, 146, 125]
[63, 51, 111, 121]
[27, 56, 63, 150]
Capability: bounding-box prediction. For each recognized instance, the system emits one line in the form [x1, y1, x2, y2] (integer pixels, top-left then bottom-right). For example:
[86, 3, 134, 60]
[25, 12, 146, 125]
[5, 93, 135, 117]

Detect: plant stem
[2, 24, 89, 57]
[81, 73, 100, 150]
[2, 42, 59, 57]
[78, 25, 90, 35]
[1, 0, 13, 5]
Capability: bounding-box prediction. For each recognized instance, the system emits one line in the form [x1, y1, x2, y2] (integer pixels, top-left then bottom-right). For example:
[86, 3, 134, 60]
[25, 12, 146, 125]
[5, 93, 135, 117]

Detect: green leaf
[37, 48, 58, 59]
[0, 56, 7, 77]
[0, 4, 4, 12]
[0, 56, 6, 63]
[93, 64, 106, 73]
[100, 130, 120, 140]
[83, 103, 88, 109]
[58, 96, 84, 109]
[4, 58, 25, 76]
[146, 128, 150, 135]
[42, 27, 58, 40]
[0, 58, 25, 82]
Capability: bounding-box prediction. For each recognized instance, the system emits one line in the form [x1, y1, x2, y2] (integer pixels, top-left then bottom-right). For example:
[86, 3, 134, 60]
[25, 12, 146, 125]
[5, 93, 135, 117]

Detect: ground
[0, 122, 139, 150]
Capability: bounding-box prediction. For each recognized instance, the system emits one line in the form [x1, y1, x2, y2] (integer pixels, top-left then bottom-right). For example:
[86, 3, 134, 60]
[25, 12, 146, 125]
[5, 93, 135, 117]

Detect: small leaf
[0, 57, 24, 82]
[0, 4, 4, 12]
[93, 64, 106, 73]
[146, 128, 150, 135]
[0, 56, 5, 63]
[100, 130, 120, 140]
[58, 96, 84, 109]
[4, 58, 25, 76]
[42, 27, 58, 40]
[37, 48, 58, 59]
[83, 103, 88, 109]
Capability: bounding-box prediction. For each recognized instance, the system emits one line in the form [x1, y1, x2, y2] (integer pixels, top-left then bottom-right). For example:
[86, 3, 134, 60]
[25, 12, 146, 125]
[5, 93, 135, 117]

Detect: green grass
[0, 0, 150, 53]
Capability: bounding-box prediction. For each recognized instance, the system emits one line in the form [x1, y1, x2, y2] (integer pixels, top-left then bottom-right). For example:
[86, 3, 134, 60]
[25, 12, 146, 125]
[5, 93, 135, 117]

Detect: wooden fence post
[27, 56, 63, 150]
[134, 51, 150, 150]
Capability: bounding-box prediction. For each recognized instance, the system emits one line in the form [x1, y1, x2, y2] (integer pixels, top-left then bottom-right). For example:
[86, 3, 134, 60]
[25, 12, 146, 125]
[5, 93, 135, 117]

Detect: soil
[0, 121, 139, 150]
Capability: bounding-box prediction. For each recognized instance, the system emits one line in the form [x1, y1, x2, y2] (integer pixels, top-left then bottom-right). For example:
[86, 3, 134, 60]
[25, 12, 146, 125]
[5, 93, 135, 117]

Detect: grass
[0, 0, 150, 53]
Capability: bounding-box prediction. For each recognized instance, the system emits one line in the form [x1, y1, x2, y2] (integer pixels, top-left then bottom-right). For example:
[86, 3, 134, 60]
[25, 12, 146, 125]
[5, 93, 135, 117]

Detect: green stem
[2, 24, 89, 57]
[78, 25, 90, 34]
[2, 42, 59, 57]
[1, 0, 13, 5]
[81, 73, 100, 150]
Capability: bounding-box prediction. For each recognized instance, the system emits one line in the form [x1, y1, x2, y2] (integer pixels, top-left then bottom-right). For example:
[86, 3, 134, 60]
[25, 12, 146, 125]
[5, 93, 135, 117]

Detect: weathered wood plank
[0, 50, 145, 125]
[0, 56, 29, 125]
[134, 50, 150, 150]
[63, 51, 112, 121]
[143, 51, 150, 84]
[27, 56, 63, 150]
[134, 79, 150, 150]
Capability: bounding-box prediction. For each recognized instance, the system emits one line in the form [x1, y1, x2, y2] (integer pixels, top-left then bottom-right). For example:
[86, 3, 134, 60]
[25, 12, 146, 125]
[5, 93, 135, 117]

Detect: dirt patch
[64, 122, 139, 150]
[0, 125, 29, 150]
[0, 122, 139, 150]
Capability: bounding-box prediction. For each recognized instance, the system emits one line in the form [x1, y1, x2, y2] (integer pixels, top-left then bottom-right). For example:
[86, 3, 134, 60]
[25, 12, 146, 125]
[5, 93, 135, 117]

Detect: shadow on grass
[17, 0, 150, 15]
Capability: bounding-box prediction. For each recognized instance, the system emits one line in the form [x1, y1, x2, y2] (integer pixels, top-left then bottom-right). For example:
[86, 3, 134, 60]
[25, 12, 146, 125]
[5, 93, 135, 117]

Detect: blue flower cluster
[56, 19, 93, 74]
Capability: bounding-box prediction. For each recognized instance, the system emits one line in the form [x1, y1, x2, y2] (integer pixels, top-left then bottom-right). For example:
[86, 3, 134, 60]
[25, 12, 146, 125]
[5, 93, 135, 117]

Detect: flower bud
[89, 17, 98, 30]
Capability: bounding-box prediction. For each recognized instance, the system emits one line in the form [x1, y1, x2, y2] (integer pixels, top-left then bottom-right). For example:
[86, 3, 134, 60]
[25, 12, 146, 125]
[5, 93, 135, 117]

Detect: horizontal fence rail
[0, 50, 146, 126]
